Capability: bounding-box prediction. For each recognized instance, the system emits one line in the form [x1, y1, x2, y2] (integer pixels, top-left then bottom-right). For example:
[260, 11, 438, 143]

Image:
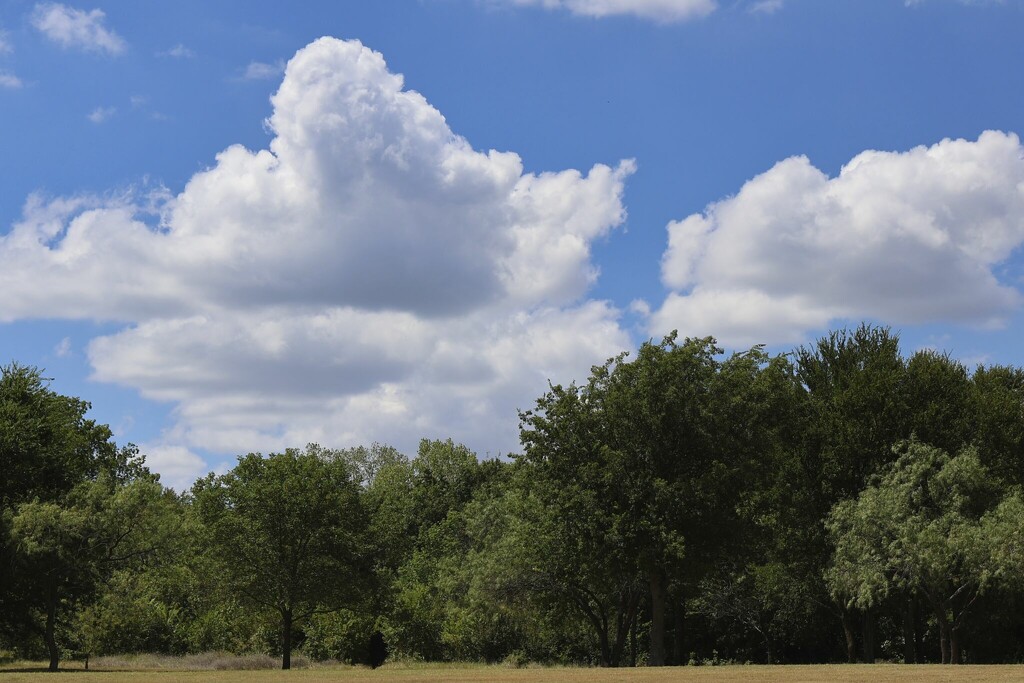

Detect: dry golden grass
[3, 662, 1024, 683]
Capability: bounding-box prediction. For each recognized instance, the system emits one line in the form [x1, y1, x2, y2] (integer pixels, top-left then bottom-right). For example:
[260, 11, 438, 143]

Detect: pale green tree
[826, 441, 1002, 664]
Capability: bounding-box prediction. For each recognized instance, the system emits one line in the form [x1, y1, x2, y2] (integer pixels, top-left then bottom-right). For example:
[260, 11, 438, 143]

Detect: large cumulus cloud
[0, 37, 633, 485]
[652, 131, 1024, 347]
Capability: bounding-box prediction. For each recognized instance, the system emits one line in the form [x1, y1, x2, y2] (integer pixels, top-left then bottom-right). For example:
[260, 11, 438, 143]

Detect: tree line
[2, 325, 1023, 671]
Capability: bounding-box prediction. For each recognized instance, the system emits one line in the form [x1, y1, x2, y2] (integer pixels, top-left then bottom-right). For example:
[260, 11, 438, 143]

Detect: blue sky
[1, 0, 1022, 488]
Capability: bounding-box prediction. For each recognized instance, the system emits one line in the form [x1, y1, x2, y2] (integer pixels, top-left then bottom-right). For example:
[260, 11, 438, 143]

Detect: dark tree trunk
[598, 624, 613, 667]
[913, 601, 924, 663]
[950, 626, 962, 665]
[764, 633, 774, 665]
[862, 608, 876, 663]
[45, 593, 59, 672]
[841, 609, 857, 663]
[648, 570, 666, 666]
[611, 592, 639, 667]
[901, 598, 916, 664]
[281, 607, 293, 670]
[672, 592, 686, 666]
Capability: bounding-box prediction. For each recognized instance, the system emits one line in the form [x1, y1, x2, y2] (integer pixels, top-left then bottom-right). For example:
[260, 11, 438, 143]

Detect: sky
[1, 0, 1023, 489]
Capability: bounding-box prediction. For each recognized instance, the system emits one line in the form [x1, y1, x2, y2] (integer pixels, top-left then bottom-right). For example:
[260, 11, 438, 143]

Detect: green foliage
[193, 445, 368, 669]
[5, 326, 1024, 668]
[301, 609, 376, 663]
[826, 441, 999, 609]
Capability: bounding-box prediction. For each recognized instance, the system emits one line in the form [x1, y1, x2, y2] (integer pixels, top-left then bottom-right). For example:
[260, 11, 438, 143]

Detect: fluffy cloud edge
[652, 131, 1024, 348]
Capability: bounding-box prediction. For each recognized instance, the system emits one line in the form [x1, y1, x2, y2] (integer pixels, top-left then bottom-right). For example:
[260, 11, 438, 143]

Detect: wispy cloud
[54, 337, 72, 357]
[87, 105, 116, 123]
[492, 0, 716, 23]
[0, 28, 12, 54]
[31, 3, 126, 55]
[748, 0, 783, 14]
[160, 43, 195, 59]
[0, 71, 22, 88]
[240, 59, 284, 81]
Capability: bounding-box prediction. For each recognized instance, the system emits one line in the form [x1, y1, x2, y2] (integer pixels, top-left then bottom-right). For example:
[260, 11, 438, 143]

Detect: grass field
[3, 662, 1024, 682]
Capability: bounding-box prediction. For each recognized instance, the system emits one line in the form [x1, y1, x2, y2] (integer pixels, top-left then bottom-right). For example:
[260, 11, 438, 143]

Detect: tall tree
[193, 446, 367, 669]
[795, 325, 908, 662]
[0, 364, 157, 670]
[520, 334, 772, 665]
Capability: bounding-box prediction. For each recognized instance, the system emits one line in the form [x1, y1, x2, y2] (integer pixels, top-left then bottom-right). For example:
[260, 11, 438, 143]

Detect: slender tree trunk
[45, 593, 59, 672]
[281, 607, 293, 670]
[861, 608, 876, 663]
[648, 570, 666, 666]
[901, 598, 916, 664]
[630, 607, 638, 667]
[764, 633, 774, 665]
[913, 600, 924, 663]
[840, 609, 857, 663]
[934, 607, 950, 664]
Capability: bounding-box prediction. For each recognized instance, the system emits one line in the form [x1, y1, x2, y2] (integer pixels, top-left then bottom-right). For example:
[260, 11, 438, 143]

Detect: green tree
[8, 466, 177, 670]
[795, 325, 908, 662]
[381, 440, 508, 661]
[193, 445, 367, 669]
[826, 441, 1003, 664]
[0, 364, 168, 670]
[519, 334, 776, 665]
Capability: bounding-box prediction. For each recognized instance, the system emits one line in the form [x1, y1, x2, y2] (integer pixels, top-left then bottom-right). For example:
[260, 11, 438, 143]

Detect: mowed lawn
[3, 663, 1024, 683]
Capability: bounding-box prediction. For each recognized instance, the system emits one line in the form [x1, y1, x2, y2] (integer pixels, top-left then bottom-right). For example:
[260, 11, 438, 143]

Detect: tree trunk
[840, 609, 857, 664]
[764, 633, 774, 665]
[281, 607, 293, 670]
[861, 608, 876, 663]
[629, 608, 638, 667]
[672, 592, 686, 665]
[612, 592, 639, 667]
[648, 570, 666, 666]
[901, 598, 916, 664]
[598, 624, 613, 667]
[934, 607, 950, 664]
[45, 593, 59, 672]
[950, 626, 962, 665]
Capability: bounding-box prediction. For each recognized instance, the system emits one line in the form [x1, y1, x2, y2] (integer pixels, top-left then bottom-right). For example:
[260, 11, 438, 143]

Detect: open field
[3, 662, 1024, 683]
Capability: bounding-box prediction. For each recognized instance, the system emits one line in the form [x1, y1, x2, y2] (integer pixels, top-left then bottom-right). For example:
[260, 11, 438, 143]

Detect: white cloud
[161, 43, 194, 59]
[652, 131, 1024, 347]
[240, 60, 284, 80]
[0, 37, 633, 480]
[31, 3, 126, 55]
[0, 29, 12, 53]
[748, 0, 783, 14]
[495, 0, 717, 22]
[54, 336, 72, 357]
[0, 71, 21, 88]
[139, 442, 209, 492]
[87, 105, 115, 123]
